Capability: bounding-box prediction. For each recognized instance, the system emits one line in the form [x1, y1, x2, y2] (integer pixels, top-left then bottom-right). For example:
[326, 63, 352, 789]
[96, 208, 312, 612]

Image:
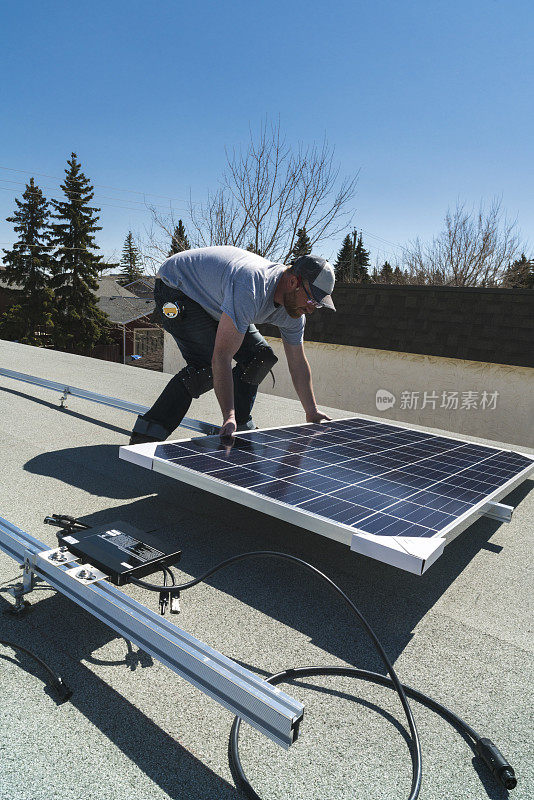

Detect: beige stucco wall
[163, 332, 534, 449]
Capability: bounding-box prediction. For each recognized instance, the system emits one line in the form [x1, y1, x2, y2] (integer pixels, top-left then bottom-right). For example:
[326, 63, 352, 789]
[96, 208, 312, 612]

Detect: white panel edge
[350, 532, 446, 575]
[119, 441, 158, 469]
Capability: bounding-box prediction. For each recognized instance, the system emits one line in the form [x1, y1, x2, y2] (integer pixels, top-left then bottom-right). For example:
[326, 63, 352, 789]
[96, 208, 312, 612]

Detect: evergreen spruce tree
[0, 179, 54, 344]
[353, 233, 371, 282]
[98, 258, 119, 276]
[49, 153, 109, 351]
[379, 261, 394, 283]
[334, 233, 354, 282]
[120, 231, 143, 283]
[393, 266, 405, 284]
[290, 227, 312, 262]
[503, 253, 534, 288]
[169, 220, 190, 255]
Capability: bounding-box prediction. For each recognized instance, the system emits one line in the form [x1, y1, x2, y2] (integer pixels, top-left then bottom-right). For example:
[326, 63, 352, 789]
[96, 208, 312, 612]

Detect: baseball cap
[291, 254, 336, 310]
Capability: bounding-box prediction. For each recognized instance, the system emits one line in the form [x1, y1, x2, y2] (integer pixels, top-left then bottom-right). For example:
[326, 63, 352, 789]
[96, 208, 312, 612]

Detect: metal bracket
[65, 563, 108, 585]
[59, 387, 70, 408]
[481, 502, 514, 522]
[39, 546, 79, 566]
[5, 551, 39, 614]
[22, 552, 38, 594]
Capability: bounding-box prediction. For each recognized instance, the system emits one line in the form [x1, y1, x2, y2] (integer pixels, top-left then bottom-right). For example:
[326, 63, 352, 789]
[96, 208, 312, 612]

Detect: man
[129, 245, 336, 445]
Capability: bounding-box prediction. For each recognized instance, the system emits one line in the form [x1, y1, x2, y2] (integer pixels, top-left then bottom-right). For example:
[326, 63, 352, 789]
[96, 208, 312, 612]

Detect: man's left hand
[306, 410, 332, 424]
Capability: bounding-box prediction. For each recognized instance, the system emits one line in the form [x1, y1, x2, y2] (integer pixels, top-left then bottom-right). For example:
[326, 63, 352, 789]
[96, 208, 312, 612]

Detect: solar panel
[120, 418, 534, 574]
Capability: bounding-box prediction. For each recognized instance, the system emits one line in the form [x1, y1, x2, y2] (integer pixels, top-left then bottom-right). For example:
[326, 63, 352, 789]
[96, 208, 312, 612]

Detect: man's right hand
[219, 417, 237, 453]
[220, 418, 237, 439]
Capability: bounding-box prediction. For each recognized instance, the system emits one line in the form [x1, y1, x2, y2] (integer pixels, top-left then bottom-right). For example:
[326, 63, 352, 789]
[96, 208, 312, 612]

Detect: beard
[282, 288, 305, 319]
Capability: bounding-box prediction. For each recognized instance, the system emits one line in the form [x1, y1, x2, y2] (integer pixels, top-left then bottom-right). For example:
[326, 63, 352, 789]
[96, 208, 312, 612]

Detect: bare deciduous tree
[141, 211, 185, 274]
[145, 119, 357, 266]
[400, 198, 523, 286]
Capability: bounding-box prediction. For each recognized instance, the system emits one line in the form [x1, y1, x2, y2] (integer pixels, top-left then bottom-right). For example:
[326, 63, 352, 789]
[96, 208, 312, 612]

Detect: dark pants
[137, 280, 269, 437]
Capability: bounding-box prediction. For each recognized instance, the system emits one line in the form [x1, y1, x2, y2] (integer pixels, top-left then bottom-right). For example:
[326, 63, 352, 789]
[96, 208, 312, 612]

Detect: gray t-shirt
[156, 245, 305, 345]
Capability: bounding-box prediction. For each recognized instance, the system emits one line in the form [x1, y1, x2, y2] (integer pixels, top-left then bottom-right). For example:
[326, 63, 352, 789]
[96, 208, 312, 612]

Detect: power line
[0, 242, 109, 252]
[0, 177, 189, 212]
[0, 184, 151, 214]
[0, 165, 190, 205]
[359, 228, 408, 251]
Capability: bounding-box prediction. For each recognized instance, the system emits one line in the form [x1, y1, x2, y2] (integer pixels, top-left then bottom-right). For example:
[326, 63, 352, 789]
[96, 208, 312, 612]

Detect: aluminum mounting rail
[0, 367, 218, 436]
[0, 515, 303, 749]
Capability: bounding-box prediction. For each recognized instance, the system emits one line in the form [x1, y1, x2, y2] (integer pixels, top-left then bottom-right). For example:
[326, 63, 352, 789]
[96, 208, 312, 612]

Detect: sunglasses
[298, 277, 323, 308]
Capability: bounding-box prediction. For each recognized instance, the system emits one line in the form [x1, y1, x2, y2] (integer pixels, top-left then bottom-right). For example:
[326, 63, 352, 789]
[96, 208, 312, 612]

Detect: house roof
[0, 273, 138, 297]
[0, 271, 154, 324]
[124, 276, 157, 290]
[97, 295, 156, 324]
[96, 276, 137, 298]
[123, 276, 157, 298]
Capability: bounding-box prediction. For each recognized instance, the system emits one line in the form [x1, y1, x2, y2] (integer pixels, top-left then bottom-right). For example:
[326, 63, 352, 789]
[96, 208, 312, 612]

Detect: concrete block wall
[258, 285, 534, 368]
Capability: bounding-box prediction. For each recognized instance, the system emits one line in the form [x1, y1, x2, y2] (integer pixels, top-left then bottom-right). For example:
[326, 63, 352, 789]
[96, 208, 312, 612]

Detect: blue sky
[1, 0, 532, 267]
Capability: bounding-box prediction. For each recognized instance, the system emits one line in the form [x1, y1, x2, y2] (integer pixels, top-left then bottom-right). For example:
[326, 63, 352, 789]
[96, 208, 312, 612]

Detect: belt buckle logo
[162, 302, 179, 319]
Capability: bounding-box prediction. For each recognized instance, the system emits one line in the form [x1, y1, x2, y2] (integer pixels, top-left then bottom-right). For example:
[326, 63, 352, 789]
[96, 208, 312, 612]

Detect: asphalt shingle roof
[96, 277, 137, 298]
[97, 295, 156, 324]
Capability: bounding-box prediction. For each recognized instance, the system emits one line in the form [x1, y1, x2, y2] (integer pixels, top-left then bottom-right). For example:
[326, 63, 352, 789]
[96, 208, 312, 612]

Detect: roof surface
[123, 276, 157, 298]
[124, 276, 157, 290]
[96, 276, 137, 298]
[97, 295, 156, 324]
[0, 339, 532, 800]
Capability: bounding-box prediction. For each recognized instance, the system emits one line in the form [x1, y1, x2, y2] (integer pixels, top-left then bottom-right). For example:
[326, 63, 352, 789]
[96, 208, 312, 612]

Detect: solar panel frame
[120, 416, 534, 574]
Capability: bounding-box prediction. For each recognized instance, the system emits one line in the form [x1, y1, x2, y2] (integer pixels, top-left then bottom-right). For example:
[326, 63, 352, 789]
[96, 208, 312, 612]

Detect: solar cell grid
[270, 453, 329, 471]
[240, 461, 301, 480]
[177, 453, 230, 471]
[252, 480, 321, 505]
[383, 501, 455, 529]
[379, 471, 434, 489]
[329, 485, 396, 511]
[352, 513, 433, 538]
[277, 471, 345, 494]
[208, 465, 272, 489]
[357, 477, 416, 500]
[146, 418, 533, 553]
[314, 464, 372, 483]
[298, 495, 374, 526]
[298, 448, 348, 465]
[403, 490, 472, 515]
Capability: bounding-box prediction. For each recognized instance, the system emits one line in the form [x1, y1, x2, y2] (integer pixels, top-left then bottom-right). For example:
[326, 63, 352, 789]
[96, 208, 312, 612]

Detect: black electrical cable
[158, 565, 176, 614]
[131, 550, 518, 797]
[132, 551, 422, 798]
[0, 639, 72, 703]
[228, 667, 482, 800]
[162, 565, 176, 584]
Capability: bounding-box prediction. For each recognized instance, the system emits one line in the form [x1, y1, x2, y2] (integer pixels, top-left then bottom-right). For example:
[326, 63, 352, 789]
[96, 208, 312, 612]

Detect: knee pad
[179, 363, 213, 398]
[239, 346, 278, 386]
[131, 416, 170, 441]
